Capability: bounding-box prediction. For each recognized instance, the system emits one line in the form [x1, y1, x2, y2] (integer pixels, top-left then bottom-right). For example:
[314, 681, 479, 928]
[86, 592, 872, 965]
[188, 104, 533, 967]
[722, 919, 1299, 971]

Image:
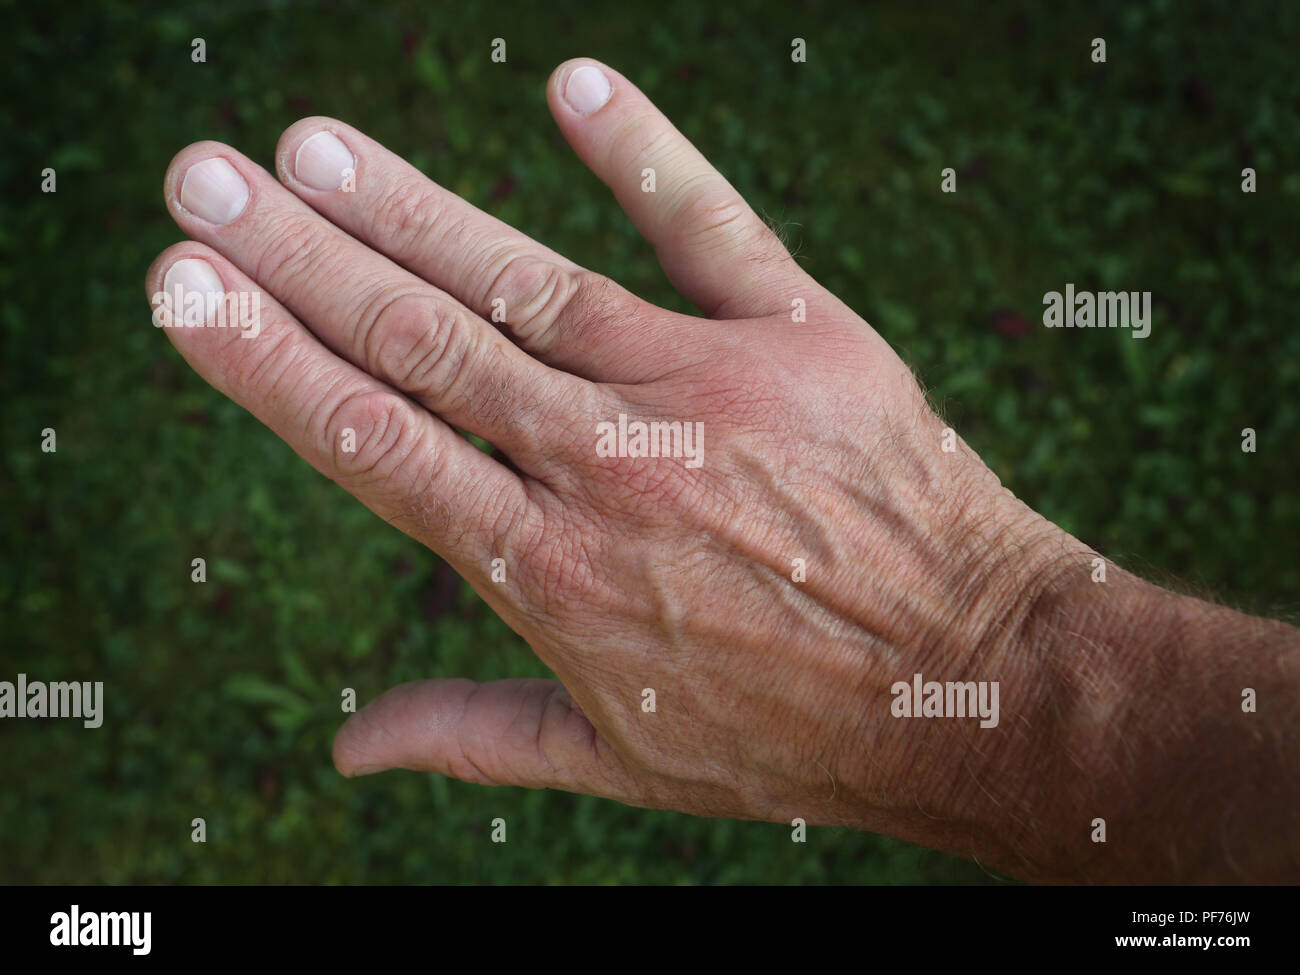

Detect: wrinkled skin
[147, 59, 1131, 877]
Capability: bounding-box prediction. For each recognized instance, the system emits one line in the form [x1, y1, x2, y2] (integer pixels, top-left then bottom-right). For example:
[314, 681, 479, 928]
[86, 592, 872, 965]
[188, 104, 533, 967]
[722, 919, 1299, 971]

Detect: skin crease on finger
[149, 58, 1299, 885]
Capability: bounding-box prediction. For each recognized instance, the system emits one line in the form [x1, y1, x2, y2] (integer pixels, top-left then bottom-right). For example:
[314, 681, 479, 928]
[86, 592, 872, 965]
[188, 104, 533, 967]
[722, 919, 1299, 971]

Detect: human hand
[147, 59, 1296, 881]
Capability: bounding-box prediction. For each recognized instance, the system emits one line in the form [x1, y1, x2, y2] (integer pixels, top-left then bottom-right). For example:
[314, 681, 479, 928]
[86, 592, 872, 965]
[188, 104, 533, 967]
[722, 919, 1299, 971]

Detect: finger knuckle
[254, 212, 326, 289]
[322, 388, 430, 486]
[609, 117, 675, 175]
[358, 290, 470, 396]
[486, 254, 591, 350]
[234, 322, 307, 396]
[370, 175, 444, 252]
[672, 185, 754, 249]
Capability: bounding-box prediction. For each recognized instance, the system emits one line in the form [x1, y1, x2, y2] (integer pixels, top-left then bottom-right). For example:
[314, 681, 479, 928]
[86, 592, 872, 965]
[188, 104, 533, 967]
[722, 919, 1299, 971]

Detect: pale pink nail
[564, 65, 613, 115]
[295, 131, 355, 191]
[179, 158, 249, 225]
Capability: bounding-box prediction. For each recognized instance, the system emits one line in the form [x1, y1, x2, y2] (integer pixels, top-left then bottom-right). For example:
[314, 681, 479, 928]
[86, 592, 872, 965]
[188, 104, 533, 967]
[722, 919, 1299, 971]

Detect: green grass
[2, 0, 1297, 882]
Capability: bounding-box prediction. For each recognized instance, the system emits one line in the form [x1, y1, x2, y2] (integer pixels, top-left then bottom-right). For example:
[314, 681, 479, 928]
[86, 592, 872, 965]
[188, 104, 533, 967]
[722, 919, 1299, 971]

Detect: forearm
[998, 550, 1300, 882]
[823, 471, 1300, 882]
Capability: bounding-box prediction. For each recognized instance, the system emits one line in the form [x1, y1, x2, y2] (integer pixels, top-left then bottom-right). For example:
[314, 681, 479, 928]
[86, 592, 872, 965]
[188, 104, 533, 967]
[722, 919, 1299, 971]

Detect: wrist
[988, 546, 1300, 881]
[825, 466, 1099, 868]
[907, 490, 1101, 873]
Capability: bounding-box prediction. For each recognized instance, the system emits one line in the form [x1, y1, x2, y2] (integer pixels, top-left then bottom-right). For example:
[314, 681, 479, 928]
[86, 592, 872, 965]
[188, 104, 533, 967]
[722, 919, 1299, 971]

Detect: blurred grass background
[2, 0, 1298, 883]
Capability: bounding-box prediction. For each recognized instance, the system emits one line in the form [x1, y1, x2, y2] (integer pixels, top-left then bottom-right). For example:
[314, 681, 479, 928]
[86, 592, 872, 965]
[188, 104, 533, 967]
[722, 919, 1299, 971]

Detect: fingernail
[295, 131, 355, 191]
[162, 258, 225, 323]
[179, 157, 250, 225]
[564, 65, 612, 115]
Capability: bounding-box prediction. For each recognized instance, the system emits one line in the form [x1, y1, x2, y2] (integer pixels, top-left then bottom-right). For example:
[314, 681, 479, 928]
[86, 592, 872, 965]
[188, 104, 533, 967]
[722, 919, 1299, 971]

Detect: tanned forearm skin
[808, 468, 1300, 883]
[1007, 562, 1299, 882]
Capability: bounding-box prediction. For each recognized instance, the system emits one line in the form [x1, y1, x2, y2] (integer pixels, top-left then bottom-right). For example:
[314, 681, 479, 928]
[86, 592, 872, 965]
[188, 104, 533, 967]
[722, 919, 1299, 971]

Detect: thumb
[333, 678, 637, 799]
